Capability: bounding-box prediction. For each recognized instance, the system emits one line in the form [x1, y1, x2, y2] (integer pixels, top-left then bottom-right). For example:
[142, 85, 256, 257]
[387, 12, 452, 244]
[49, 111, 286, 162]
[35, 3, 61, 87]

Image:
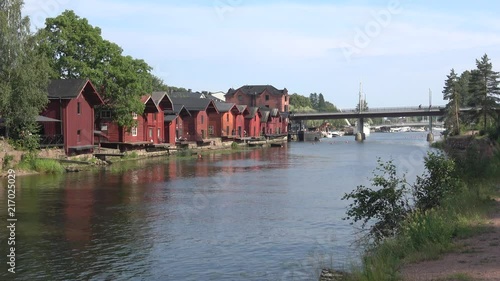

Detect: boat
[410, 127, 426, 132]
[354, 122, 371, 136]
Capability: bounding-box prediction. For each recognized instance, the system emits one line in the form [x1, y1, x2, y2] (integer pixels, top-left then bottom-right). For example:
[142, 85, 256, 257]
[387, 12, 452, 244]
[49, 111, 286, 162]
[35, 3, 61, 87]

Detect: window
[158, 128, 161, 138]
[149, 128, 153, 138]
[77, 130, 81, 142]
[154, 113, 157, 121]
[284, 105, 289, 112]
[101, 124, 108, 131]
[77, 102, 81, 115]
[226, 113, 229, 122]
[100, 110, 111, 119]
[208, 126, 214, 136]
[201, 115, 204, 124]
[226, 126, 229, 136]
[131, 127, 138, 136]
[284, 95, 288, 102]
[238, 95, 243, 101]
[265, 95, 269, 101]
[132, 112, 138, 119]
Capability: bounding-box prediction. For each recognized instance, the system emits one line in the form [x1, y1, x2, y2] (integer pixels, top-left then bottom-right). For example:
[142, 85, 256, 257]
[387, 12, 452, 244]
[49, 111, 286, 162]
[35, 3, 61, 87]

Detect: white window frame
[132, 112, 138, 119]
[131, 127, 138, 136]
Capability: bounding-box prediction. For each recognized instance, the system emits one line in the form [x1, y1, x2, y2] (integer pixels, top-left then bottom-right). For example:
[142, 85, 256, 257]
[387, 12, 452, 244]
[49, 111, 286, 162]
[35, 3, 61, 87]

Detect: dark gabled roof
[245, 107, 261, 119]
[170, 97, 218, 113]
[164, 115, 178, 122]
[236, 105, 247, 113]
[225, 85, 287, 97]
[214, 101, 236, 113]
[152, 91, 174, 110]
[166, 103, 191, 117]
[168, 91, 206, 99]
[47, 79, 104, 105]
[141, 95, 160, 113]
[259, 107, 270, 122]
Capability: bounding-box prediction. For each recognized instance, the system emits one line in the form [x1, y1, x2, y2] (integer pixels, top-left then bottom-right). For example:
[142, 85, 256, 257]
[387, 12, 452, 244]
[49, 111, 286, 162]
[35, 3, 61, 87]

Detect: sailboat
[353, 83, 371, 137]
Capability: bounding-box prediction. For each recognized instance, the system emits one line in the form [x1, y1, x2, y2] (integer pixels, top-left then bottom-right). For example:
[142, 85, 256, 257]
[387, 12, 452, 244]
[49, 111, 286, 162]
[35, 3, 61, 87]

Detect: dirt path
[401, 198, 500, 281]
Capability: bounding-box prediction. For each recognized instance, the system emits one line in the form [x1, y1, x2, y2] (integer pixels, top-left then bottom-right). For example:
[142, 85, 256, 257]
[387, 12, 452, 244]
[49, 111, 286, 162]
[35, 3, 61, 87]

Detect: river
[0, 132, 439, 281]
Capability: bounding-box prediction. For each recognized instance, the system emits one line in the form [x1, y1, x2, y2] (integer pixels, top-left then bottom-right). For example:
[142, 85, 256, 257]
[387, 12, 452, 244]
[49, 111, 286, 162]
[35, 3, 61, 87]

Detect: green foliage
[443, 69, 461, 135]
[412, 152, 463, 211]
[342, 159, 411, 242]
[2, 154, 14, 169]
[467, 54, 500, 130]
[123, 151, 138, 159]
[231, 142, 239, 149]
[17, 155, 64, 174]
[0, 0, 50, 140]
[38, 10, 153, 128]
[289, 93, 312, 108]
[402, 209, 455, 252]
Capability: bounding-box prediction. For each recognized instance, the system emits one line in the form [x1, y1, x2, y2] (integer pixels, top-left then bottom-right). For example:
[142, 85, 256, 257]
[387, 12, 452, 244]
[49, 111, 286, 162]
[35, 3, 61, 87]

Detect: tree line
[442, 54, 500, 135]
[0, 1, 183, 143]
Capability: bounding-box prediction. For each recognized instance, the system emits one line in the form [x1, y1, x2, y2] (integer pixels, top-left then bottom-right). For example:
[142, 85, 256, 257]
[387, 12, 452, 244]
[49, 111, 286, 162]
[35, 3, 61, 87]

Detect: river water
[0, 132, 438, 281]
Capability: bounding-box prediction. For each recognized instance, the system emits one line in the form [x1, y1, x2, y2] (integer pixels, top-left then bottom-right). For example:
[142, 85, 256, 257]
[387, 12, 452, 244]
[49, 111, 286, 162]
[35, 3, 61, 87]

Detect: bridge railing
[337, 105, 445, 113]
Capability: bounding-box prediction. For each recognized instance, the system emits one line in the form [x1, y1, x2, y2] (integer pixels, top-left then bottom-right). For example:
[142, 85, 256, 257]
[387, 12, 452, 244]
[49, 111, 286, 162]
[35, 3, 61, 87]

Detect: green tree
[38, 10, 153, 128]
[0, 0, 49, 142]
[317, 93, 326, 112]
[442, 69, 461, 135]
[289, 93, 312, 108]
[468, 54, 500, 130]
[309, 93, 319, 109]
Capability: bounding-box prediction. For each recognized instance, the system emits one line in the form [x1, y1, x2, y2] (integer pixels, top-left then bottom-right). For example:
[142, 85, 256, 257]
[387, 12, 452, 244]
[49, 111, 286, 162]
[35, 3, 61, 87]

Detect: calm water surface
[0, 132, 438, 281]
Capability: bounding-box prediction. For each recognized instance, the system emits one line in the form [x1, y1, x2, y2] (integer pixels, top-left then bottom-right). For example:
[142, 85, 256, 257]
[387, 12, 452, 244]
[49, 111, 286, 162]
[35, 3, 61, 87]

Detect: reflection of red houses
[63, 175, 95, 242]
[41, 79, 104, 155]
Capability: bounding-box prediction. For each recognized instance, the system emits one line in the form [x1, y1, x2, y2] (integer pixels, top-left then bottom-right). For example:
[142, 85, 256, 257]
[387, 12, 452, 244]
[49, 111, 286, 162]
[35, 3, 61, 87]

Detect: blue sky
[23, 0, 500, 108]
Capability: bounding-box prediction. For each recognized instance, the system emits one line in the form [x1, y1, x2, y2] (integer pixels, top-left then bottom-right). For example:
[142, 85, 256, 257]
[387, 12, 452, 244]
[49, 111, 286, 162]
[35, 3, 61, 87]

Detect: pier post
[427, 132, 434, 142]
[355, 118, 365, 141]
[355, 133, 364, 141]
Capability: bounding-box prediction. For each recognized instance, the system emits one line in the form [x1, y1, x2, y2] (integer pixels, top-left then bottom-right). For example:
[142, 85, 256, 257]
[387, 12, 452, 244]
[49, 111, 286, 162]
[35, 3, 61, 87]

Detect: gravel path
[401, 198, 500, 281]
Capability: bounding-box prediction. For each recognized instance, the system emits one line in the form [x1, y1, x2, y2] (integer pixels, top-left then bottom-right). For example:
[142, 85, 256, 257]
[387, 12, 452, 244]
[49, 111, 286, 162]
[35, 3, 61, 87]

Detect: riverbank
[0, 138, 288, 177]
[327, 136, 500, 281]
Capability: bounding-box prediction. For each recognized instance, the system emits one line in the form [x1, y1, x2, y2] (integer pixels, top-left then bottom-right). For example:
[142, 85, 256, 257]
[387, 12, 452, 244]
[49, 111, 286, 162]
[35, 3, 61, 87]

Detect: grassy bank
[16, 156, 65, 174]
[342, 140, 500, 281]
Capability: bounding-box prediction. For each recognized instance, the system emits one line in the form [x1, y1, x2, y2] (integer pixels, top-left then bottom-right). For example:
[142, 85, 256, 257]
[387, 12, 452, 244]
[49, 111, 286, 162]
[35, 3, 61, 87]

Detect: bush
[402, 209, 455, 252]
[342, 159, 411, 242]
[412, 152, 463, 211]
[2, 154, 14, 170]
[231, 142, 239, 149]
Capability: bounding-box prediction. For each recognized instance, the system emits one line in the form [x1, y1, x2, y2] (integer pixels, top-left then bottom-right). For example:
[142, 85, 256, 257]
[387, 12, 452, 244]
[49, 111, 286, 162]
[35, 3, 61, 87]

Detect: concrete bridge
[288, 105, 473, 142]
[288, 105, 448, 121]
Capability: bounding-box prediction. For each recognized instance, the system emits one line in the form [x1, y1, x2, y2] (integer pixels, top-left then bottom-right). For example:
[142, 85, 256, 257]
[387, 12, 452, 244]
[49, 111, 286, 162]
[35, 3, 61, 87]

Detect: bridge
[289, 106, 448, 121]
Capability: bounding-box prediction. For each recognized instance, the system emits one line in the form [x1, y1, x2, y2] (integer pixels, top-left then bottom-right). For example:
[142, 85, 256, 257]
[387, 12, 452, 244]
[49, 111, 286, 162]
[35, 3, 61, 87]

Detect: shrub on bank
[342, 148, 498, 281]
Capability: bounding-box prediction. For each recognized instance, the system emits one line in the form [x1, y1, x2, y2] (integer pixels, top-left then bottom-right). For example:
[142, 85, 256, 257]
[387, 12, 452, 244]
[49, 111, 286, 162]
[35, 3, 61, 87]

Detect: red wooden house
[235, 105, 249, 137]
[259, 107, 285, 136]
[245, 107, 262, 138]
[164, 103, 191, 144]
[41, 79, 104, 155]
[214, 101, 239, 137]
[152, 92, 174, 143]
[97, 95, 161, 150]
[170, 97, 219, 141]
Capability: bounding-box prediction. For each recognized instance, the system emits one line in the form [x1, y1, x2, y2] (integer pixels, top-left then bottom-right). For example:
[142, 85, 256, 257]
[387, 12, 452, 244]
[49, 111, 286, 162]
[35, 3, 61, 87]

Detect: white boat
[322, 131, 342, 138]
[410, 127, 426, 132]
